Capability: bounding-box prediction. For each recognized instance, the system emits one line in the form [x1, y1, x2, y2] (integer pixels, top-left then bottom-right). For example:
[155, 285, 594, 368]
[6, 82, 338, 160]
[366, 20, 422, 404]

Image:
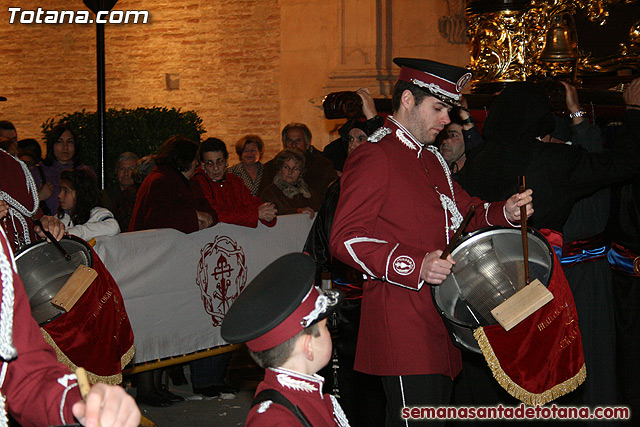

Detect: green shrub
[41, 106, 206, 188]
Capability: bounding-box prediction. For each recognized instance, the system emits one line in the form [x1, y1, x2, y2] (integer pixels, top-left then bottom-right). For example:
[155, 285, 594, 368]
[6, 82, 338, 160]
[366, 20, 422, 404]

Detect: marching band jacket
[0, 228, 81, 426]
[246, 367, 349, 426]
[0, 150, 41, 252]
[330, 117, 511, 378]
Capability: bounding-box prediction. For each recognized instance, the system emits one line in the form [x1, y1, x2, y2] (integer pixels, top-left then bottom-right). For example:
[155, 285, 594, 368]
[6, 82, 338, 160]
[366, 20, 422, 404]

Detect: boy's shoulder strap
[251, 388, 313, 427]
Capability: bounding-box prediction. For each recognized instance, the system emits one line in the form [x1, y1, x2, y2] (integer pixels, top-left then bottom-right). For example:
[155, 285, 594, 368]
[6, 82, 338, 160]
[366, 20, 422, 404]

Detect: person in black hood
[459, 82, 640, 232]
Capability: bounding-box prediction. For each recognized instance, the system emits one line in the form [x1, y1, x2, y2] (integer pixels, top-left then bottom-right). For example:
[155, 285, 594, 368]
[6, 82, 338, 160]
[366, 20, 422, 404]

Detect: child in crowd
[57, 169, 120, 241]
[221, 253, 349, 426]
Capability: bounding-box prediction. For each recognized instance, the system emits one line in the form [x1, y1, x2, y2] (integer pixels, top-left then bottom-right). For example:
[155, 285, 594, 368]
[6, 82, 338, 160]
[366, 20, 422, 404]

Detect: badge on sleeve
[393, 256, 415, 276]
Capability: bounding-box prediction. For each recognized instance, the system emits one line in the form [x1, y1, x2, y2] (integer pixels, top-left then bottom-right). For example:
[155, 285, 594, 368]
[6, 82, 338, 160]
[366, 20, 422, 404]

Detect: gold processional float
[465, 0, 639, 93]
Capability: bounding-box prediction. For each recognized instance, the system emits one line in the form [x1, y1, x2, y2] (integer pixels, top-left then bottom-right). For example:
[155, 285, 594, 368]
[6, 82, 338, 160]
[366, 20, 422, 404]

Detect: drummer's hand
[504, 189, 534, 223]
[0, 200, 8, 220]
[72, 383, 141, 427]
[420, 251, 455, 285]
[35, 215, 65, 241]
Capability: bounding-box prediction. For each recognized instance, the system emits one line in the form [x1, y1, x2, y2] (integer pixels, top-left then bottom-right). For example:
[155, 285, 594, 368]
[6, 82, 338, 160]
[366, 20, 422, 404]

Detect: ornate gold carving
[466, 0, 639, 91]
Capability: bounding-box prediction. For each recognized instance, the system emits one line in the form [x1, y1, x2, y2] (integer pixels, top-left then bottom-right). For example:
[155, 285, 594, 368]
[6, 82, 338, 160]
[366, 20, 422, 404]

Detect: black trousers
[381, 374, 453, 427]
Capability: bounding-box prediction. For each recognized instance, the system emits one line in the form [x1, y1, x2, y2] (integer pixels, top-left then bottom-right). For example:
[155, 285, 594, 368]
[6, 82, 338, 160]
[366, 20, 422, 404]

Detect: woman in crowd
[129, 136, 215, 233]
[227, 134, 265, 196]
[191, 137, 276, 228]
[32, 124, 94, 216]
[129, 135, 215, 407]
[57, 169, 120, 241]
[259, 148, 320, 218]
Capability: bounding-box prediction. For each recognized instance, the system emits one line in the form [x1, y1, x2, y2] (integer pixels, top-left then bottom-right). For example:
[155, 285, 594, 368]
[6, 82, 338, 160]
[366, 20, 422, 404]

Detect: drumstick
[519, 176, 530, 284]
[30, 216, 71, 261]
[76, 367, 91, 399]
[441, 205, 475, 260]
[76, 367, 102, 427]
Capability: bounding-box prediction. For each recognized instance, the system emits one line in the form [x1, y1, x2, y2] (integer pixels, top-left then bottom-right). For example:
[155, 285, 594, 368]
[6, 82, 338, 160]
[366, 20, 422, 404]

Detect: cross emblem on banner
[213, 255, 233, 280]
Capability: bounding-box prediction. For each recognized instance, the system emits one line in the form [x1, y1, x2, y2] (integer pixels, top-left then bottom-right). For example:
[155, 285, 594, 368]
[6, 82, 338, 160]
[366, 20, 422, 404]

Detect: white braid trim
[503, 205, 520, 228]
[330, 394, 351, 427]
[59, 382, 79, 425]
[426, 145, 461, 243]
[0, 149, 39, 247]
[410, 78, 462, 104]
[439, 192, 463, 231]
[0, 394, 6, 427]
[388, 116, 421, 155]
[484, 202, 493, 226]
[300, 289, 340, 328]
[395, 129, 417, 151]
[301, 293, 329, 328]
[0, 363, 8, 427]
[368, 127, 391, 143]
[0, 234, 17, 361]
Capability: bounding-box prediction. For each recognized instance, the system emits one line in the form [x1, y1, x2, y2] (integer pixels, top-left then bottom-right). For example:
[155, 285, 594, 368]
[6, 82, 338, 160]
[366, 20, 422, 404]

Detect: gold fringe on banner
[41, 328, 135, 385]
[474, 327, 586, 406]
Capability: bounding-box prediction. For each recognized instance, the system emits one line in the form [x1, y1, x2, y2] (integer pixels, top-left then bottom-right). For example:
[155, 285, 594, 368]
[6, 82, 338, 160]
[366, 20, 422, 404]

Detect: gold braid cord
[474, 327, 586, 406]
[41, 328, 135, 385]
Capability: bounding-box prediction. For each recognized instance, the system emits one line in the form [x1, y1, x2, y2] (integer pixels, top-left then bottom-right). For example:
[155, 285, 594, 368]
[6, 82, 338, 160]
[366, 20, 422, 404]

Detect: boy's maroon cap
[221, 253, 342, 352]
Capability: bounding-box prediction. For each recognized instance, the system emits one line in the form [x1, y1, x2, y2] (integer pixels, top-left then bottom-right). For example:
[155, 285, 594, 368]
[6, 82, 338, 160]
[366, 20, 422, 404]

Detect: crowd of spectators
[1, 76, 639, 423]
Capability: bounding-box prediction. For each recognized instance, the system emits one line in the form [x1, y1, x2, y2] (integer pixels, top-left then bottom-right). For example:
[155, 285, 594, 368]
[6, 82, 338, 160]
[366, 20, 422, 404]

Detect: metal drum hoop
[431, 226, 554, 353]
[14, 236, 93, 325]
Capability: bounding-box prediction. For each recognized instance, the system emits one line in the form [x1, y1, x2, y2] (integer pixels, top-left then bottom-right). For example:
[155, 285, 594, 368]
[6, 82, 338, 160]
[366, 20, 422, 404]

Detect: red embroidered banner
[42, 247, 134, 384]
[475, 238, 585, 406]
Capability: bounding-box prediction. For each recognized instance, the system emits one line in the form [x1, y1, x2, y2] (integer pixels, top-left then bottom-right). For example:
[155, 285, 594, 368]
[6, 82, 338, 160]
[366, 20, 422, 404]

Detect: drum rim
[431, 226, 555, 329]
[14, 235, 93, 325]
[15, 235, 94, 268]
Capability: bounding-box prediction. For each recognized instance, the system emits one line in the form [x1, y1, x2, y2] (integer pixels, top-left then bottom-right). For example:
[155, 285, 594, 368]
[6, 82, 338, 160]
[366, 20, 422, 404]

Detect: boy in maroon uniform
[221, 253, 349, 426]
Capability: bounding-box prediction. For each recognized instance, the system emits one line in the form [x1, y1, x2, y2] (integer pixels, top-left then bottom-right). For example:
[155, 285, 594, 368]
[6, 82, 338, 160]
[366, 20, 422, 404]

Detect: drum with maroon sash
[432, 226, 586, 405]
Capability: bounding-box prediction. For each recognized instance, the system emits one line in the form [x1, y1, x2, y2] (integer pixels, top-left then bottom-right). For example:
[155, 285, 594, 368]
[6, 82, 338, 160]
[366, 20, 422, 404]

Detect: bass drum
[15, 236, 93, 325]
[431, 227, 554, 353]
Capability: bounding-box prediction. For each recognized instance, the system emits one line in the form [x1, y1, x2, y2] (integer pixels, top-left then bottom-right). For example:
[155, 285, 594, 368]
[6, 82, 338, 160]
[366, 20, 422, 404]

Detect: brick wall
[0, 0, 470, 168]
[0, 0, 282, 163]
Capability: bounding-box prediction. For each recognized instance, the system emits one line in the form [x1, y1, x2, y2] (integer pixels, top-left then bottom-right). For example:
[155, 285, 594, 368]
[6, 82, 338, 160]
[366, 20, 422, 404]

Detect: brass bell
[539, 13, 580, 62]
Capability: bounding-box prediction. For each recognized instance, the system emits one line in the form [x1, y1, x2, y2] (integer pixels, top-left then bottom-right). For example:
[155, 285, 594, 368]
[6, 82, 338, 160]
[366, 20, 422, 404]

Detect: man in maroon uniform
[329, 58, 533, 426]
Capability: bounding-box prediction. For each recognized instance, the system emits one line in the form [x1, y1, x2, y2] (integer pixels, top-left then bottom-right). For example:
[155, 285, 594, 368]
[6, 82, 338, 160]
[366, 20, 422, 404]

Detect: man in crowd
[0, 121, 17, 144]
[108, 152, 140, 229]
[329, 58, 533, 426]
[437, 113, 467, 178]
[259, 122, 338, 200]
[114, 152, 139, 197]
[437, 101, 482, 182]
